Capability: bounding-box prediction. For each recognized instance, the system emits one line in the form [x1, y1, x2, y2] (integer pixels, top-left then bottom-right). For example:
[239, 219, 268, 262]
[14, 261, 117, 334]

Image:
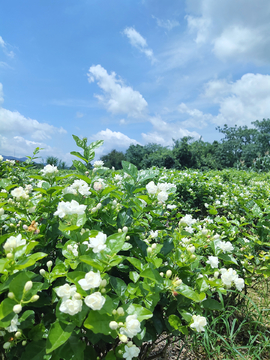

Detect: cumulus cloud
[0, 107, 66, 141]
[142, 117, 201, 146]
[186, 0, 270, 64]
[152, 16, 180, 31]
[123, 27, 155, 62]
[90, 128, 140, 158]
[88, 64, 148, 118]
[178, 103, 213, 128]
[176, 73, 270, 128]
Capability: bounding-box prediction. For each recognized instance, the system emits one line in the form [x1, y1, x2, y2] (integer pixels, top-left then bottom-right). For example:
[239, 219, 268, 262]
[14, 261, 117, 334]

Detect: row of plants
[0, 136, 270, 359]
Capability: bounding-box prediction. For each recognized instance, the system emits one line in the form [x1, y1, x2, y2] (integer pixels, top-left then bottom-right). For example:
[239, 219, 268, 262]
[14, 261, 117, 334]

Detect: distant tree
[46, 156, 59, 166]
[125, 144, 145, 169]
[58, 160, 68, 169]
[172, 136, 195, 169]
[100, 150, 126, 170]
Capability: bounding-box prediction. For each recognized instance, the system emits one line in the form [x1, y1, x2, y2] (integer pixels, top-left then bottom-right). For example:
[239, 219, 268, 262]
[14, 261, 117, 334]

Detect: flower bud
[22, 340, 27, 346]
[159, 272, 164, 277]
[15, 331, 22, 338]
[151, 243, 157, 249]
[24, 281, 33, 292]
[174, 278, 182, 286]
[112, 309, 117, 315]
[126, 236, 130, 240]
[122, 226, 128, 233]
[109, 321, 118, 330]
[31, 295, 39, 302]
[119, 334, 128, 343]
[118, 228, 122, 233]
[214, 271, 219, 279]
[100, 279, 107, 287]
[187, 245, 195, 253]
[166, 270, 172, 278]
[6, 253, 13, 259]
[101, 288, 106, 294]
[3, 342, 11, 349]
[39, 269, 46, 276]
[127, 341, 134, 347]
[117, 307, 124, 316]
[46, 261, 53, 270]
[13, 304, 22, 314]
[8, 292, 15, 299]
[147, 247, 152, 254]
[96, 203, 102, 210]
[23, 224, 28, 230]
[191, 254, 196, 259]
[73, 293, 82, 300]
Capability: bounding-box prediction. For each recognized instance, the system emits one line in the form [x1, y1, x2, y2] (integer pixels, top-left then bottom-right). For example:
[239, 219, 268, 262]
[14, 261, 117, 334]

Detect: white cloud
[175, 73, 270, 128]
[90, 128, 140, 158]
[76, 112, 84, 118]
[186, 0, 270, 64]
[88, 64, 148, 118]
[0, 35, 14, 58]
[152, 16, 180, 31]
[0, 107, 66, 141]
[123, 27, 155, 62]
[178, 103, 213, 128]
[142, 117, 201, 146]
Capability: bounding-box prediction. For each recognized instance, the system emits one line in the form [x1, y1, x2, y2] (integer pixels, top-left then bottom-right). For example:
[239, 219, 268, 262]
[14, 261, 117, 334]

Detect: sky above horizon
[1, 0, 270, 164]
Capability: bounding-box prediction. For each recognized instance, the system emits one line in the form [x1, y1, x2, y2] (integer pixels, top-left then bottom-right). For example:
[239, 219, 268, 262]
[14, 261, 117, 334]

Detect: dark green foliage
[100, 149, 126, 170]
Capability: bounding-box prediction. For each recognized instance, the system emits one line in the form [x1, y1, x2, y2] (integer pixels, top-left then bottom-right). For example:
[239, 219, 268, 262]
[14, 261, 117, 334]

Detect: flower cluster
[3, 234, 26, 253]
[54, 200, 86, 218]
[83, 232, 107, 253]
[56, 284, 82, 316]
[146, 181, 175, 203]
[63, 179, 91, 196]
[119, 315, 141, 338]
[40, 164, 59, 176]
[220, 268, 245, 291]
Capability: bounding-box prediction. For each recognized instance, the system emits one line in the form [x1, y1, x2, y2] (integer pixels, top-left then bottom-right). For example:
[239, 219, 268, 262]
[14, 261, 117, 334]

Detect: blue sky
[1, 0, 270, 164]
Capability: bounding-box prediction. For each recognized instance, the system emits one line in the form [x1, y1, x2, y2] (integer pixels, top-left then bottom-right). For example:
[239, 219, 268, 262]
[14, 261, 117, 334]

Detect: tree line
[100, 119, 270, 171]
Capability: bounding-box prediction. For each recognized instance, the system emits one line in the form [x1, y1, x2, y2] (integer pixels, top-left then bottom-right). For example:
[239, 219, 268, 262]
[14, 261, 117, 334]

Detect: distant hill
[2, 155, 28, 162]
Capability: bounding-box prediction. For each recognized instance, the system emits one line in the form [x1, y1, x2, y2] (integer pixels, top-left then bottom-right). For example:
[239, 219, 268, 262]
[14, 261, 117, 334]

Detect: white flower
[56, 284, 77, 300]
[120, 315, 141, 338]
[24, 281, 33, 291]
[218, 241, 234, 253]
[123, 344, 140, 360]
[157, 182, 176, 192]
[84, 292, 105, 310]
[11, 187, 29, 200]
[150, 230, 159, 238]
[37, 180, 45, 188]
[179, 214, 196, 226]
[206, 256, 219, 269]
[93, 181, 104, 191]
[6, 160, 15, 165]
[190, 315, 207, 332]
[59, 298, 83, 316]
[234, 277, 245, 291]
[54, 200, 86, 218]
[67, 244, 78, 257]
[220, 268, 238, 287]
[84, 232, 107, 253]
[4, 234, 26, 252]
[41, 164, 58, 176]
[114, 174, 123, 182]
[6, 315, 20, 333]
[146, 181, 157, 195]
[0, 208, 4, 216]
[167, 204, 177, 210]
[157, 191, 168, 203]
[78, 271, 102, 290]
[0, 155, 3, 161]
[71, 179, 91, 196]
[187, 245, 195, 253]
[94, 160, 104, 167]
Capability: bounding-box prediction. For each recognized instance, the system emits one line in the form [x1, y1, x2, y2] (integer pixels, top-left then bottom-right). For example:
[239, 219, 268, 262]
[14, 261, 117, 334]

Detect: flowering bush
[0, 138, 270, 359]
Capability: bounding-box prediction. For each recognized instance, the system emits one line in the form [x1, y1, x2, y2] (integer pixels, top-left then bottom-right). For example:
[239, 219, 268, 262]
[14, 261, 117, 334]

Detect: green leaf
[122, 161, 138, 181]
[110, 277, 127, 297]
[177, 283, 205, 303]
[117, 208, 133, 228]
[105, 232, 126, 255]
[126, 304, 153, 321]
[72, 134, 85, 149]
[0, 258, 9, 274]
[70, 151, 87, 162]
[129, 271, 140, 283]
[72, 160, 87, 173]
[126, 257, 144, 271]
[21, 340, 47, 360]
[202, 298, 223, 310]
[0, 298, 17, 321]
[140, 268, 163, 283]
[84, 312, 113, 335]
[15, 252, 47, 270]
[79, 256, 105, 271]
[46, 320, 76, 354]
[218, 253, 238, 265]
[168, 315, 189, 335]
[137, 169, 159, 183]
[9, 272, 35, 300]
